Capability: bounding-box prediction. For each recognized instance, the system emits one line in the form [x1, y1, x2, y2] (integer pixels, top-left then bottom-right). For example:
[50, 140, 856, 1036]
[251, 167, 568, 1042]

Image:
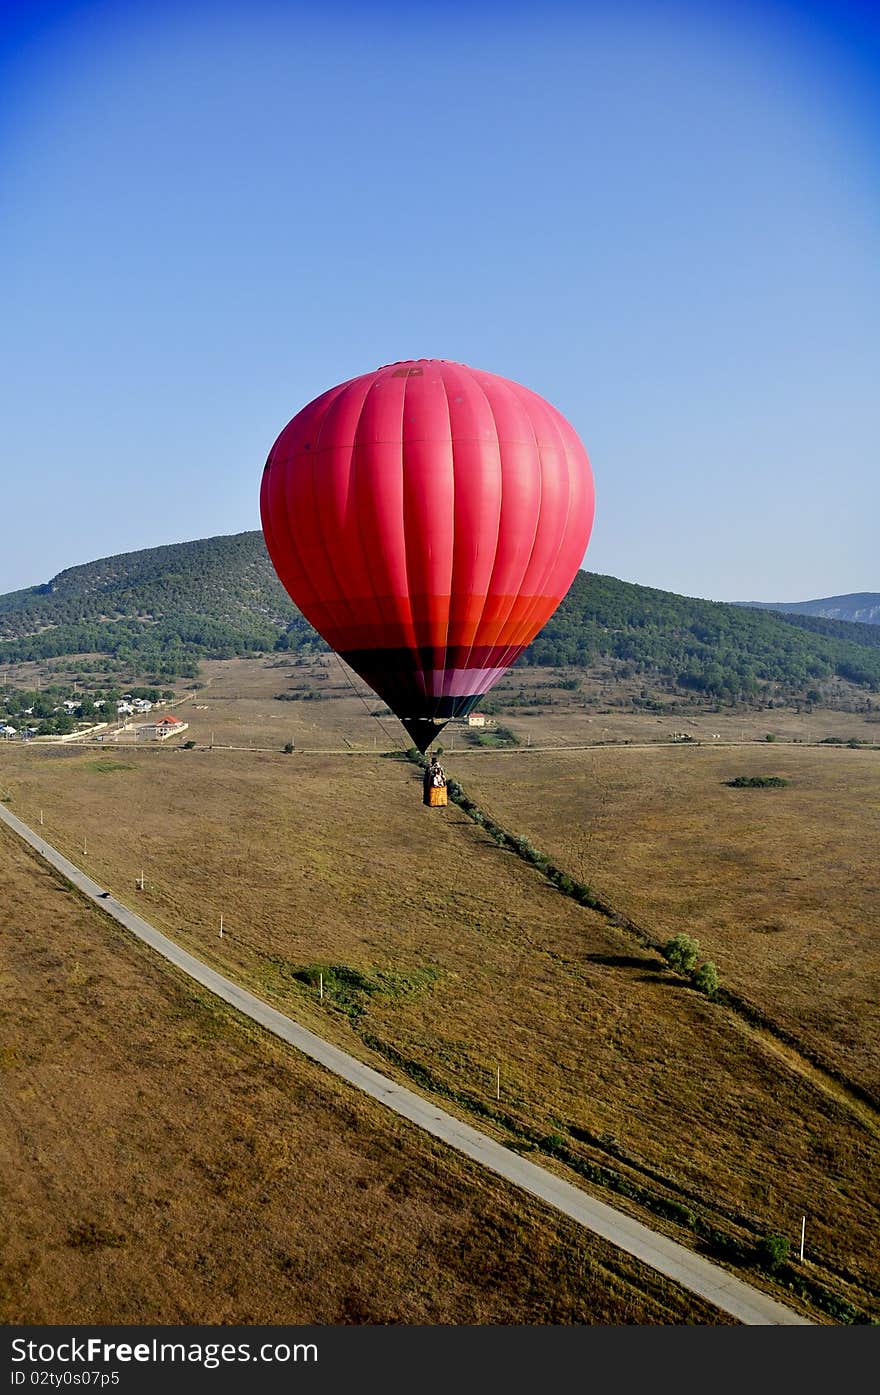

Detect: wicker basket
[427, 784, 448, 807]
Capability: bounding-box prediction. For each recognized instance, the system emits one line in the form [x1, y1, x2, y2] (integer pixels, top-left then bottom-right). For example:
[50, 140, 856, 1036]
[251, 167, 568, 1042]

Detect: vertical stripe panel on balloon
[473, 374, 542, 651]
[262, 450, 328, 633]
[442, 363, 503, 696]
[441, 365, 504, 699]
[351, 374, 421, 661]
[307, 378, 381, 650]
[501, 386, 593, 658]
[495, 391, 574, 660]
[288, 445, 357, 647]
[401, 372, 455, 702]
[554, 431, 595, 586]
[261, 378, 357, 636]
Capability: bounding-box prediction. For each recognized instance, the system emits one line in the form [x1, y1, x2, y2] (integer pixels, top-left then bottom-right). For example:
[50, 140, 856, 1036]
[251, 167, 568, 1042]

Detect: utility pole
[799, 1215, 806, 1263]
[495, 1066, 501, 1101]
[219, 914, 224, 938]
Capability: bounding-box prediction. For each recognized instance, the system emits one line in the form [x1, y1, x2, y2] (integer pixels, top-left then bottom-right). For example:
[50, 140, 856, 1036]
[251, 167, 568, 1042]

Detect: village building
[136, 715, 189, 741]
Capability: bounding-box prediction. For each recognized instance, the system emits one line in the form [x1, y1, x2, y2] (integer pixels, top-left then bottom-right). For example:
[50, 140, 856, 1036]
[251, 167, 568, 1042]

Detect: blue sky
[1, 0, 877, 602]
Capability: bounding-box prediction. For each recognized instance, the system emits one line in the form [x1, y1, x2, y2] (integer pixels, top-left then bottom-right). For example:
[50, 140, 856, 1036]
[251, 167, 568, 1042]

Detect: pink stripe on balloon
[426, 667, 509, 697]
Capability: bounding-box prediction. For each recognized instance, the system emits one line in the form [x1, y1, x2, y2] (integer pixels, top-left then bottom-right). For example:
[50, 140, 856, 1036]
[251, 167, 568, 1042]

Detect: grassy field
[456, 742, 880, 1101]
[108, 656, 880, 755]
[0, 824, 723, 1325]
[2, 678, 877, 1322]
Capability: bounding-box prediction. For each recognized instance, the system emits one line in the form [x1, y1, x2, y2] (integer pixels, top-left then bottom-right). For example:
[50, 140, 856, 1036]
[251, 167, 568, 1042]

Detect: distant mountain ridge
[736, 594, 880, 626]
[1, 532, 879, 699]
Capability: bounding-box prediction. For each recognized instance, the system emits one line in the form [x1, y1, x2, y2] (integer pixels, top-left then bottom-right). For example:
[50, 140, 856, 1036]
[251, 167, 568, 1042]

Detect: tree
[693, 961, 720, 996]
[663, 933, 700, 974]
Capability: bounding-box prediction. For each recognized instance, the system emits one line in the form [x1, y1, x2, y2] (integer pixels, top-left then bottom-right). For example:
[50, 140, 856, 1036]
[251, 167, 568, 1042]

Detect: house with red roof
[136, 715, 189, 741]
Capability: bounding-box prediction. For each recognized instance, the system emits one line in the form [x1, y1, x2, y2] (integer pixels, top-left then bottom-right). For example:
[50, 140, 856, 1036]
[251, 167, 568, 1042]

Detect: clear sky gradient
[1, 0, 877, 602]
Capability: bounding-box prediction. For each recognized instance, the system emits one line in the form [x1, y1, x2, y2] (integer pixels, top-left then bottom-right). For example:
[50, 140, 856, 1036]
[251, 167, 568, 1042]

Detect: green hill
[524, 572, 880, 700]
[757, 610, 880, 652]
[1, 532, 879, 700]
[0, 533, 316, 679]
[0, 532, 293, 638]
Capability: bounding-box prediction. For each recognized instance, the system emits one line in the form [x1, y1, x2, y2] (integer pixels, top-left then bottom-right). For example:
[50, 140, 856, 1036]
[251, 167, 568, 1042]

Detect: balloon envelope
[260, 359, 595, 750]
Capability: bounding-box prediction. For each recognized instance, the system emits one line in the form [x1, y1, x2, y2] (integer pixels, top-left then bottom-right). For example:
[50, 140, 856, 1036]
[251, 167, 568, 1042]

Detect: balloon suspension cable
[331, 652, 410, 754]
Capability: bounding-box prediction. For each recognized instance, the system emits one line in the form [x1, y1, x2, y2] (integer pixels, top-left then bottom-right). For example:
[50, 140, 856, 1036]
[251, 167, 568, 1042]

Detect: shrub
[725, 775, 788, 788]
[755, 1232, 790, 1271]
[181, 739, 196, 749]
[282, 742, 295, 753]
[663, 933, 700, 973]
[67, 1221, 126, 1250]
[513, 836, 543, 865]
[693, 960, 720, 996]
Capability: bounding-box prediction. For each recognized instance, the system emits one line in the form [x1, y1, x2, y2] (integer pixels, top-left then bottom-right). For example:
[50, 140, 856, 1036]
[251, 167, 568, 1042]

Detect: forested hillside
[523, 573, 880, 700]
[0, 533, 316, 677]
[1, 532, 878, 700]
[762, 611, 880, 651]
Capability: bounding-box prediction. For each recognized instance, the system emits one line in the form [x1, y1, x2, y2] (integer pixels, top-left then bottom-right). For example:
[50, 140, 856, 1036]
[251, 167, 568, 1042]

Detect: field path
[0, 798, 811, 1326]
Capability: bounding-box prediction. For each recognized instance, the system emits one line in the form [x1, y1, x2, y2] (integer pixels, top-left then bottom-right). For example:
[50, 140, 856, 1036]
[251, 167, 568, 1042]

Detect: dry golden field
[458, 743, 880, 1100]
[2, 667, 878, 1323]
[122, 656, 880, 754]
[0, 824, 719, 1325]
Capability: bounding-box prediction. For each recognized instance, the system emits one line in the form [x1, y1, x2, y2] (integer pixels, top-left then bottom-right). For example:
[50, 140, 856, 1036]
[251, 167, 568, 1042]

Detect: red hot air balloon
[260, 360, 595, 752]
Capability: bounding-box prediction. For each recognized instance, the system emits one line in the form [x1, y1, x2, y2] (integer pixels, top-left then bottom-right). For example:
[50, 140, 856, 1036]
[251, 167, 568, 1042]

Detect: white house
[1, 724, 16, 738]
[467, 712, 487, 727]
[117, 701, 134, 715]
[131, 699, 153, 713]
[136, 716, 189, 741]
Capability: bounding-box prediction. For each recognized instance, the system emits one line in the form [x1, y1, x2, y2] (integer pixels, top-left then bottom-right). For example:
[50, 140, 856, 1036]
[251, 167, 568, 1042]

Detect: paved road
[0, 798, 811, 1326]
